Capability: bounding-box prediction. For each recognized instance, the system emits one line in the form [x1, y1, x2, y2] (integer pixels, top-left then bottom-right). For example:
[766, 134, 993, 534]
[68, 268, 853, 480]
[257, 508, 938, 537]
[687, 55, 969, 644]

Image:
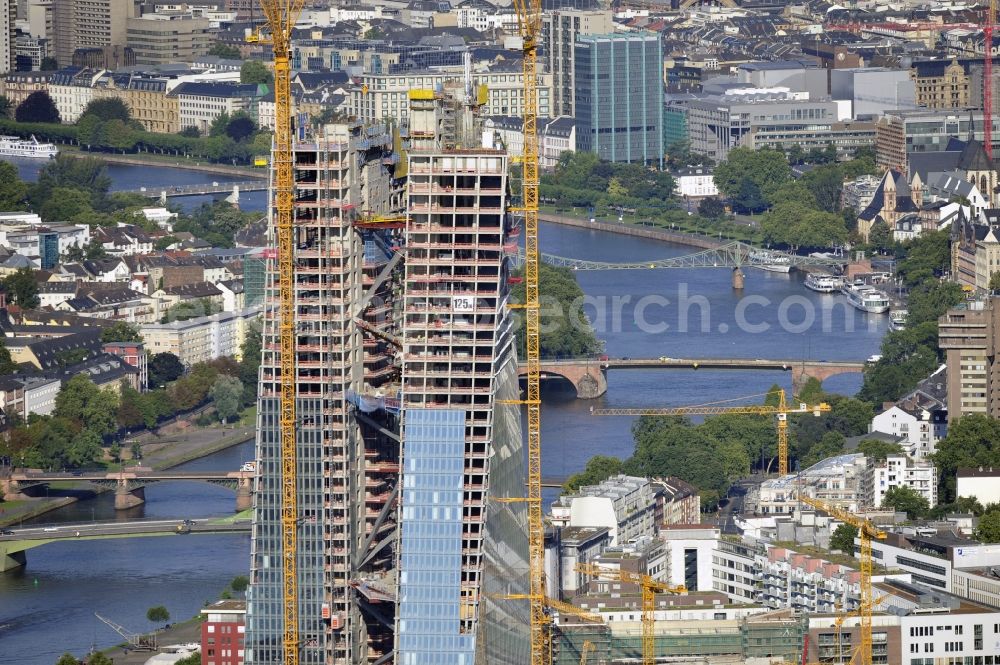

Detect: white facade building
[675, 166, 719, 198]
[870, 405, 948, 459]
[660, 524, 718, 592]
[863, 454, 938, 509]
[956, 468, 1000, 505]
[139, 306, 262, 366]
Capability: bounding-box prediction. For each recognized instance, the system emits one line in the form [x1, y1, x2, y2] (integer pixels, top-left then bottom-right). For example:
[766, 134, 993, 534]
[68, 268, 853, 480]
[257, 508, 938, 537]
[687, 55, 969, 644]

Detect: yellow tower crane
[580, 640, 595, 665]
[250, 1, 306, 663]
[798, 496, 887, 665]
[590, 389, 830, 476]
[509, 0, 546, 660]
[575, 563, 686, 665]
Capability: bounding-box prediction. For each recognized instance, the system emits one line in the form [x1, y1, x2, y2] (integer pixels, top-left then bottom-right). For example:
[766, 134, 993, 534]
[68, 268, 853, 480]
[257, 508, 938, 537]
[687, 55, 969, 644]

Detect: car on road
[43, 527, 58, 532]
[1, 529, 14, 535]
[659, 356, 673, 362]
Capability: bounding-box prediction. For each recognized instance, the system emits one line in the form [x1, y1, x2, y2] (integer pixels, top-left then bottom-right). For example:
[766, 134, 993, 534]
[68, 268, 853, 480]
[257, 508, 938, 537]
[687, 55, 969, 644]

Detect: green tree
[131, 441, 143, 460]
[932, 415, 1000, 502]
[801, 431, 846, 467]
[240, 60, 274, 85]
[230, 575, 250, 594]
[54, 374, 119, 437]
[713, 147, 791, 210]
[149, 352, 185, 388]
[39, 187, 94, 223]
[882, 485, 930, 520]
[512, 263, 600, 359]
[697, 197, 726, 220]
[563, 455, 624, 491]
[607, 177, 627, 199]
[990, 271, 1000, 292]
[210, 375, 244, 423]
[209, 112, 231, 138]
[34, 155, 111, 205]
[209, 42, 241, 58]
[0, 161, 27, 209]
[858, 439, 904, 462]
[868, 219, 893, 250]
[239, 318, 262, 404]
[830, 523, 858, 554]
[64, 428, 103, 468]
[40, 57, 58, 71]
[225, 112, 257, 142]
[173, 653, 202, 665]
[79, 98, 131, 123]
[0, 95, 11, 118]
[0, 340, 18, 374]
[2, 267, 39, 309]
[895, 230, 951, 288]
[146, 605, 170, 624]
[179, 126, 201, 138]
[117, 386, 146, 431]
[974, 510, 1000, 543]
[15, 90, 60, 123]
[100, 321, 143, 343]
[55, 654, 80, 665]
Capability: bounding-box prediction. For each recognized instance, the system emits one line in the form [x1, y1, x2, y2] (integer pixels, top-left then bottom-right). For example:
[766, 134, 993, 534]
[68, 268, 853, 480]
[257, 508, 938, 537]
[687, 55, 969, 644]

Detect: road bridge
[1, 468, 255, 511]
[0, 517, 250, 572]
[120, 181, 267, 201]
[517, 357, 865, 398]
[512, 241, 846, 288]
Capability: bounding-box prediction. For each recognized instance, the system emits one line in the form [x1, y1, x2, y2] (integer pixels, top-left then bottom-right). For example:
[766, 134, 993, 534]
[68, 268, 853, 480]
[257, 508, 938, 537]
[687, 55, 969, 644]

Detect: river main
[1, 159, 886, 663]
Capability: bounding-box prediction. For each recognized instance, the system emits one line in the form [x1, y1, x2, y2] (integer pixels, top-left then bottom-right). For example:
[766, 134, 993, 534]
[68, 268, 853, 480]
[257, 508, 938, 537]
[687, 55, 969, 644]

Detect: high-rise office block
[574, 31, 664, 165]
[1, 0, 15, 74]
[245, 120, 406, 665]
[52, 0, 135, 67]
[396, 88, 530, 665]
[126, 14, 212, 65]
[542, 9, 613, 117]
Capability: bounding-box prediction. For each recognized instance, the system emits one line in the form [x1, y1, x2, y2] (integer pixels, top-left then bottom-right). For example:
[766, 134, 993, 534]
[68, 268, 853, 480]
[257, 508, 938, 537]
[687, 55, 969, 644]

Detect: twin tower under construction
[245, 84, 531, 664]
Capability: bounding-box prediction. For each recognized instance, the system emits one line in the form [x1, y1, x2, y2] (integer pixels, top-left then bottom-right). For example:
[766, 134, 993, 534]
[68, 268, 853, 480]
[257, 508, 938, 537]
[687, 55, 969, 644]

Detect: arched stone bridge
[1, 468, 255, 511]
[517, 358, 866, 399]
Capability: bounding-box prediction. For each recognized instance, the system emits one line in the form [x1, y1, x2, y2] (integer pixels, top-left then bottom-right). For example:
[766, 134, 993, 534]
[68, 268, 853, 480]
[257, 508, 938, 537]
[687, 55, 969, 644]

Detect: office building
[738, 60, 828, 100]
[27, 0, 53, 40]
[939, 298, 1000, 420]
[126, 14, 212, 65]
[911, 58, 972, 109]
[201, 600, 246, 665]
[542, 9, 613, 118]
[830, 67, 917, 117]
[395, 86, 529, 665]
[172, 81, 260, 135]
[574, 32, 663, 165]
[52, 0, 136, 68]
[660, 524, 718, 592]
[1, 0, 14, 74]
[686, 93, 844, 163]
[245, 119, 405, 665]
[870, 530, 1000, 592]
[875, 109, 1000, 173]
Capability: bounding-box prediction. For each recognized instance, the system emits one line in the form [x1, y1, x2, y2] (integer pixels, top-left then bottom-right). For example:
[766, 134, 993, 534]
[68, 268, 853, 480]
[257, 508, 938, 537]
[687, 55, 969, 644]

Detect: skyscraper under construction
[246, 85, 529, 664]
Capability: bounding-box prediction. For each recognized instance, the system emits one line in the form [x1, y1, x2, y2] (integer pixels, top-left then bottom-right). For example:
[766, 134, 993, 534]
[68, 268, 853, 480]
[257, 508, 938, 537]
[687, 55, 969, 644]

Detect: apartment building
[350, 68, 553, 125]
[394, 89, 529, 664]
[550, 475, 658, 546]
[52, 0, 136, 67]
[140, 306, 261, 365]
[870, 404, 948, 460]
[245, 120, 406, 665]
[125, 14, 212, 65]
[94, 74, 178, 133]
[956, 467, 1000, 506]
[546, 526, 612, 599]
[661, 524, 719, 592]
[574, 32, 663, 165]
[755, 454, 868, 514]
[757, 544, 863, 615]
[862, 454, 938, 509]
[49, 67, 104, 123]
[939, 298, 1000, 420]
[542, 9, 613, 118]
[0, 70, 52, 108]
[712, 537, 762, 604]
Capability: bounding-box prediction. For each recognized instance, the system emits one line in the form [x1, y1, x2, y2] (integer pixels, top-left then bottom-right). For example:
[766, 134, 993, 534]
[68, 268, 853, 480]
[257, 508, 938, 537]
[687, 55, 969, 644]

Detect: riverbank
[539, 210, 730, 251]
[60, 147, 266, 179]
[99, 616, 204, 665]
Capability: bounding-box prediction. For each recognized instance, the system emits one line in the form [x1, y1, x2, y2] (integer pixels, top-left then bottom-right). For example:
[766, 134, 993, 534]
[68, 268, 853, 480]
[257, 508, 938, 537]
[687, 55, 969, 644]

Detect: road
[0, 517, 250, 541]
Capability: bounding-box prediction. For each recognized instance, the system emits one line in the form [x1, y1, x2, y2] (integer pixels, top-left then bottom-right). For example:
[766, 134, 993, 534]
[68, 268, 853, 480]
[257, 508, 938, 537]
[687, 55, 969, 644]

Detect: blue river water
[0, 156, 887, 662]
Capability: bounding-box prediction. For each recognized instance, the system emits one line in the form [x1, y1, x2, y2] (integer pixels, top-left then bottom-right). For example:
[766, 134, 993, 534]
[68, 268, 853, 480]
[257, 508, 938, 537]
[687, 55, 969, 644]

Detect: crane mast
[254, 1, 306, 663]
[987, 1, 997, 158]
[798, 496, 886, 665]
[510, 0, 546, 661]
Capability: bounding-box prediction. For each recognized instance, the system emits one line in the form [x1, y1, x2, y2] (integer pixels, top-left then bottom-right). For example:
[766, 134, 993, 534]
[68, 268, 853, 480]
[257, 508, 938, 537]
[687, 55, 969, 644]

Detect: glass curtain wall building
[574, 31, 664, 166]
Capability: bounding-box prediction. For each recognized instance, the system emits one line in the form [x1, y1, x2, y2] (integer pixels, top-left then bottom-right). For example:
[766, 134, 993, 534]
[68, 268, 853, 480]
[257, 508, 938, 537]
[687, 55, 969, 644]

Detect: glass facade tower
[574, 31, 664, 166]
